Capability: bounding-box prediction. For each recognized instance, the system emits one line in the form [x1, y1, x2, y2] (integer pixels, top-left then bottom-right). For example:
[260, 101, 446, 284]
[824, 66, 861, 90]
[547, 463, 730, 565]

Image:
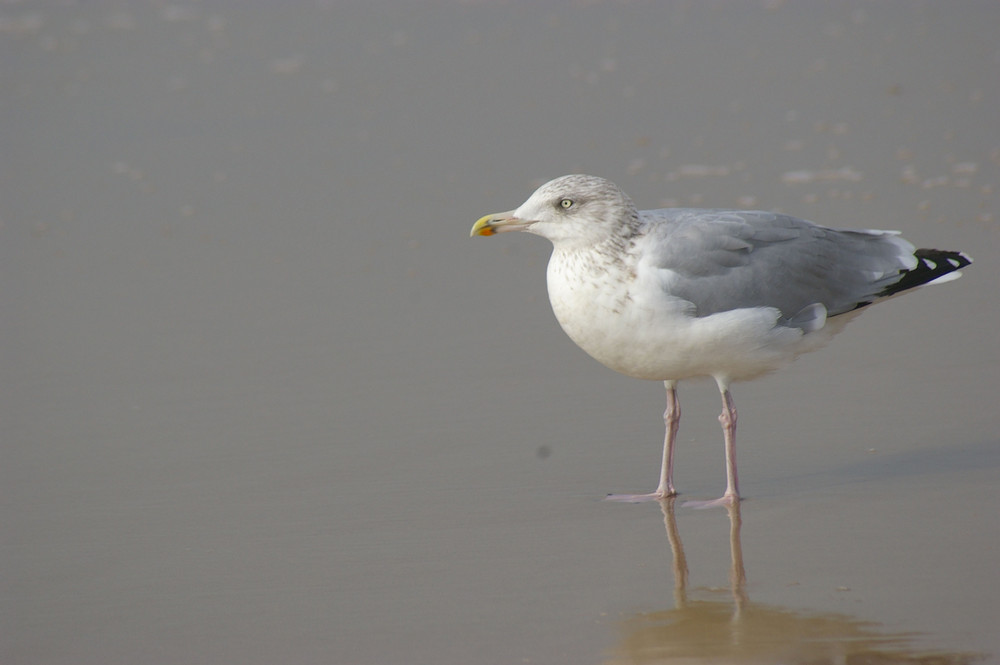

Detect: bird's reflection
[606, 499, 982, 665]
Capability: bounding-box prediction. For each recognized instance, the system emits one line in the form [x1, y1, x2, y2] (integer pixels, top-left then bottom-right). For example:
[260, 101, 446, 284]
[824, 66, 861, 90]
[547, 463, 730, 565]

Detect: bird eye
[559, 198, 574, 209]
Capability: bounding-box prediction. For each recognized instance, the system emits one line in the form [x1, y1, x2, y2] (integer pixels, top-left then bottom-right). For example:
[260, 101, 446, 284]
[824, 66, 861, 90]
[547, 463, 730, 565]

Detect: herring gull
[470, 174, 971, 506]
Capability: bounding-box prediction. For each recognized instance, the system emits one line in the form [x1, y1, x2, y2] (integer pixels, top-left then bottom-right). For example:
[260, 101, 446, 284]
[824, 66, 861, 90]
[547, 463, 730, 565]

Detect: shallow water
[3, 2, 998, 664]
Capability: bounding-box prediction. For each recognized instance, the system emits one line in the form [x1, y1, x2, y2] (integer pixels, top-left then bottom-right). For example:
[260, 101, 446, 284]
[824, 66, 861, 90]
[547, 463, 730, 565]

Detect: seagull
[470, 174, 971, 506]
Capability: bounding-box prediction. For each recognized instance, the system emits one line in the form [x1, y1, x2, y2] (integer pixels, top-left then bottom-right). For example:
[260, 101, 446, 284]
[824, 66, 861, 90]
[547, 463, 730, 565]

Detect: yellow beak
[469, 210, 533, 237]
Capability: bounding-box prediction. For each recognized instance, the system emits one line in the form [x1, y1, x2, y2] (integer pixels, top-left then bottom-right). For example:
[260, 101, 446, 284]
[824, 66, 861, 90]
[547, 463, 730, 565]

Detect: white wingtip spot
[921, 258, 938, 270]
[946, 258, 961, 268]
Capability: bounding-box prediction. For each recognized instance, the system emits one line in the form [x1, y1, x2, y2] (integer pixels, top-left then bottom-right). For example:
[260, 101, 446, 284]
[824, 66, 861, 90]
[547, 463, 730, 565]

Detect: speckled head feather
[512, 174, 641, 249]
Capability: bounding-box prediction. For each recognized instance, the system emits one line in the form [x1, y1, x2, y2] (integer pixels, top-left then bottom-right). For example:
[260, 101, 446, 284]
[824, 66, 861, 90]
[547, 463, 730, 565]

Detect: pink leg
[656, 382, 680, 497]
[605, 381, 680, 503]
[719, 387, 740, 502]
[683, 384, 741, 508]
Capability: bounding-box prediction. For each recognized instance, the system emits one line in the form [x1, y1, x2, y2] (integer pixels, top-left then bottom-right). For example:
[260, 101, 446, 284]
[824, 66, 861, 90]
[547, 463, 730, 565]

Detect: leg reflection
[610, 502, 980, 665]
[658, 497, 745, 617]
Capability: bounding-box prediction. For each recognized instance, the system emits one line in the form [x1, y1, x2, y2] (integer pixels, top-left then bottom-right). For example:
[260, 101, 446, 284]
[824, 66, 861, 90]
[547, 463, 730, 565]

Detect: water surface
[2, 2, 998, 663]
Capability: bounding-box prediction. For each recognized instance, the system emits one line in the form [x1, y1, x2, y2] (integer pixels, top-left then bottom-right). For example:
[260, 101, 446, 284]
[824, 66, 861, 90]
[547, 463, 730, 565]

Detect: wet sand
[3, 2, 998, 664]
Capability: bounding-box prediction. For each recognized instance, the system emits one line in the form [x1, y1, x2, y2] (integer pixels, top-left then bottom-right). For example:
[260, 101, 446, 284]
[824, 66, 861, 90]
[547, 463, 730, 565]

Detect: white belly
[545, 250, 834, 383]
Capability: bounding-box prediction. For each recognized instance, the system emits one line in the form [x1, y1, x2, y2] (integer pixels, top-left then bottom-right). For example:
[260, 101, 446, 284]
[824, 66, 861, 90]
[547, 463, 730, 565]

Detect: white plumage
[471, 174, 971, 505]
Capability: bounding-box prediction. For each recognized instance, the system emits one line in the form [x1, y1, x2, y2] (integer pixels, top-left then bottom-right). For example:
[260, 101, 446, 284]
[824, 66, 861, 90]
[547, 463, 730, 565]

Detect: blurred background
[2, 2, 998, 664]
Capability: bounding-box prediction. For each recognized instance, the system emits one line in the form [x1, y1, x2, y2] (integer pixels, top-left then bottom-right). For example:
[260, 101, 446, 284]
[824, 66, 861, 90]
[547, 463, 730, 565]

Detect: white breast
[545, 246, 831, 383]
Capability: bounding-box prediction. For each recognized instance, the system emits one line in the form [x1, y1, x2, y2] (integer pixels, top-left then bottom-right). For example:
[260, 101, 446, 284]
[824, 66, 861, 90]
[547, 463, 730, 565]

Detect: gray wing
[638, 209, 918, 323]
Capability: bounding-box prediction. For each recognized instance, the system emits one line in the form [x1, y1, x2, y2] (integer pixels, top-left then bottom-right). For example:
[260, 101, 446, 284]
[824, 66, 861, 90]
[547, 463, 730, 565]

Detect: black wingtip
[878, 248, 972, 298]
